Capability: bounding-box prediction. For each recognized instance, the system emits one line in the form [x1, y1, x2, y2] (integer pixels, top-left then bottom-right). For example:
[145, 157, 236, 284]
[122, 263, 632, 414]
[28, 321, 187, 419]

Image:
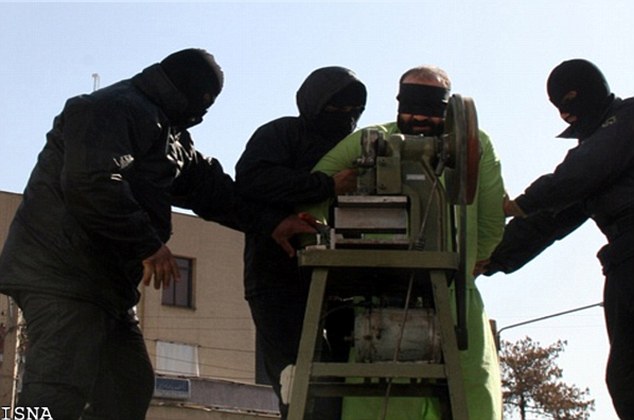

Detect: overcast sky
[2, 1, 633, 418]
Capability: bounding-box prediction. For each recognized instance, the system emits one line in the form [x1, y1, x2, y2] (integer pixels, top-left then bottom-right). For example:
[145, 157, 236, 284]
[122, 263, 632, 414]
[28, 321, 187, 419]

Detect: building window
[161, 256, 193, 308]
[155, 340, 200, 377]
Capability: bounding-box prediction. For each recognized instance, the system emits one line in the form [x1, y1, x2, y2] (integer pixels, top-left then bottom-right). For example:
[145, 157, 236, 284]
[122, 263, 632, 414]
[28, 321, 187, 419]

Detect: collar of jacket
[556, 94, 617, 140]
[132, 63, 189, 121]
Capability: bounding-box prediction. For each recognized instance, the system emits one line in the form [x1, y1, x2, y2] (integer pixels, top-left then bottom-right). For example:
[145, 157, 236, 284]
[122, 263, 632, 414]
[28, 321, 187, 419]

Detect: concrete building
[0, 190, 279, 419]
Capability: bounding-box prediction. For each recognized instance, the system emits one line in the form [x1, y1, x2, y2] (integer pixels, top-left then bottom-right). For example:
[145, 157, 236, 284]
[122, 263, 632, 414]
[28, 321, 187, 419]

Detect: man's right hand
[271, 214, 317, 257]
[142, 244, 181, 290]
[332, 168, 358, 195]
[503, 198, 527, 218]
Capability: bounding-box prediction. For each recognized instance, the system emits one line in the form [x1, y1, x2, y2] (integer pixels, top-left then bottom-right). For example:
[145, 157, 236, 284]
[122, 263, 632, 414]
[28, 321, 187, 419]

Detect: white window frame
[155, 340, 200, 377]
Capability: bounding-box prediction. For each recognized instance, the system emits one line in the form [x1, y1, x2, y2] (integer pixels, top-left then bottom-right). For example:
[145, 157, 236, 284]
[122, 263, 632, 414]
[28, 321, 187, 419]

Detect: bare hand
[333, 168, 358, 195]
[142, 244, 180, 290]
[271, 214, 317, 257]
[473, 259, 490, 277]
[503, 198, 526, 218]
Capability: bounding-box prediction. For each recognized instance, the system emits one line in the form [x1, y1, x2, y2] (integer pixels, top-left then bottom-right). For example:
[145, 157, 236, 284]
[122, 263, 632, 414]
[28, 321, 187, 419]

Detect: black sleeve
[171, 152, 287, 235]
[61, 96, 164, 261]
[484, 203, 589, 275]
[234, 121, 335, 207]
[517, 117, 634, 215]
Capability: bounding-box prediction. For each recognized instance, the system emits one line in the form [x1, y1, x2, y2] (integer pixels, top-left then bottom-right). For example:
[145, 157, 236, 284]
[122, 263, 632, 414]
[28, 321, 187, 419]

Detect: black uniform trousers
[248, 283, 353, 420]
[599, 230, 634, 419]
[12, 291, 154, 420]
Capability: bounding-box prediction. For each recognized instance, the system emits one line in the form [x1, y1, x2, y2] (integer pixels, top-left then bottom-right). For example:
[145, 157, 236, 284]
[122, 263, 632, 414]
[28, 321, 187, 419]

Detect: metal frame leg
[287, 268, 328, 420]
[431, 270, 469, 419]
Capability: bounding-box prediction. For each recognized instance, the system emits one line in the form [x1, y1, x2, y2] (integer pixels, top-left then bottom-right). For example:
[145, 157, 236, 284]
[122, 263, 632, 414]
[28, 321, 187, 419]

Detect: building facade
[0, 190, 279, 419]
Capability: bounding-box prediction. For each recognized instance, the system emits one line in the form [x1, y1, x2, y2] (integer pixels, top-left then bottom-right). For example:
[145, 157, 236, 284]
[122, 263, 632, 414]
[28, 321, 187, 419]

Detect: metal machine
[287, 94, 480, 420]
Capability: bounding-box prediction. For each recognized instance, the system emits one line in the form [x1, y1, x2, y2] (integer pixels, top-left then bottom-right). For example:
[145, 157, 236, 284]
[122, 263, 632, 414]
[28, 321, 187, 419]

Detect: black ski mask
[160, 49, 224, 129]
[314, 81, 367, 140]
[547, 59, 613, 138]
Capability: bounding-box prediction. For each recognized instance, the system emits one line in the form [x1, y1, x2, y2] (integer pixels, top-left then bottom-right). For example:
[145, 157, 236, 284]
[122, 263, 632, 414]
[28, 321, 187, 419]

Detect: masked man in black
[0, 48, 313, 420]
[482, 59, 634, 419]
[235, 66, 367, 419]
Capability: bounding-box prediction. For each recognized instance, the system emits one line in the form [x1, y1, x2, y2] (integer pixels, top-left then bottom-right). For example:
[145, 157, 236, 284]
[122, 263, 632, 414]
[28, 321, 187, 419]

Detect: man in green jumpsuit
[302, 65, 506, 419]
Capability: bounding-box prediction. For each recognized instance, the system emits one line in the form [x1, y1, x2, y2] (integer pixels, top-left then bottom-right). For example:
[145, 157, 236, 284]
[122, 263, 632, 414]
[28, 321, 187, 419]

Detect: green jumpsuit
[301, 122, 505, 420]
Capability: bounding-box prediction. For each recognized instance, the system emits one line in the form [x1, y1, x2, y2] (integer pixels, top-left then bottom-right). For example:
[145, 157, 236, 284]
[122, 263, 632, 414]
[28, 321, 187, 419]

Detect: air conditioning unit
[153, 376, 191, 400]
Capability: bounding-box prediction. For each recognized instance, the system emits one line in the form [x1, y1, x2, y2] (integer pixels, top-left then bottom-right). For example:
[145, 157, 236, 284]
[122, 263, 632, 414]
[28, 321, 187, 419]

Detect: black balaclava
[313, 81, 367, 140]
[547, 59, 613, 138]
[396, 83, 450, 136]
[160, 49, 224, 129]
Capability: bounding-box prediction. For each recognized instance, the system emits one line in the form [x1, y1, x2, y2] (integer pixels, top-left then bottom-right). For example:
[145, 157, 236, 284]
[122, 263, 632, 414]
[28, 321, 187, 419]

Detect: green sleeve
[466, 130, 506, 271]
[300, 125, 505, 272]
[301, 126, 392, 223]
[312, 130, 364, 176]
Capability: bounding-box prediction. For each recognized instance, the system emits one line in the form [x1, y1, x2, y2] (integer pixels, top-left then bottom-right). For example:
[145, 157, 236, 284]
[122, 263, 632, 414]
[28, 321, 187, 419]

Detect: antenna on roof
[91, 73, 100, 92]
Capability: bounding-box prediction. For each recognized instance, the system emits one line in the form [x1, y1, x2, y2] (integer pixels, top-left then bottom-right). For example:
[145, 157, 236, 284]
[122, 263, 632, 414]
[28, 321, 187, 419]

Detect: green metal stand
[287, 249, 469, 420]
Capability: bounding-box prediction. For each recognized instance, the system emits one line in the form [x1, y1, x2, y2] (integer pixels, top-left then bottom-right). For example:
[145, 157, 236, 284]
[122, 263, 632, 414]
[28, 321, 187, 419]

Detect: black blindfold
[397, 83, 450, 117]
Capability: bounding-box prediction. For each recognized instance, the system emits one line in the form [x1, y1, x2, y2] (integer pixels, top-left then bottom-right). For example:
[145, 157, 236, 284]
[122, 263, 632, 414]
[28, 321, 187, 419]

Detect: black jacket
[0, 64, 274, 313]
[488, 97, 634, 274]
[235, 67, 364, 297]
